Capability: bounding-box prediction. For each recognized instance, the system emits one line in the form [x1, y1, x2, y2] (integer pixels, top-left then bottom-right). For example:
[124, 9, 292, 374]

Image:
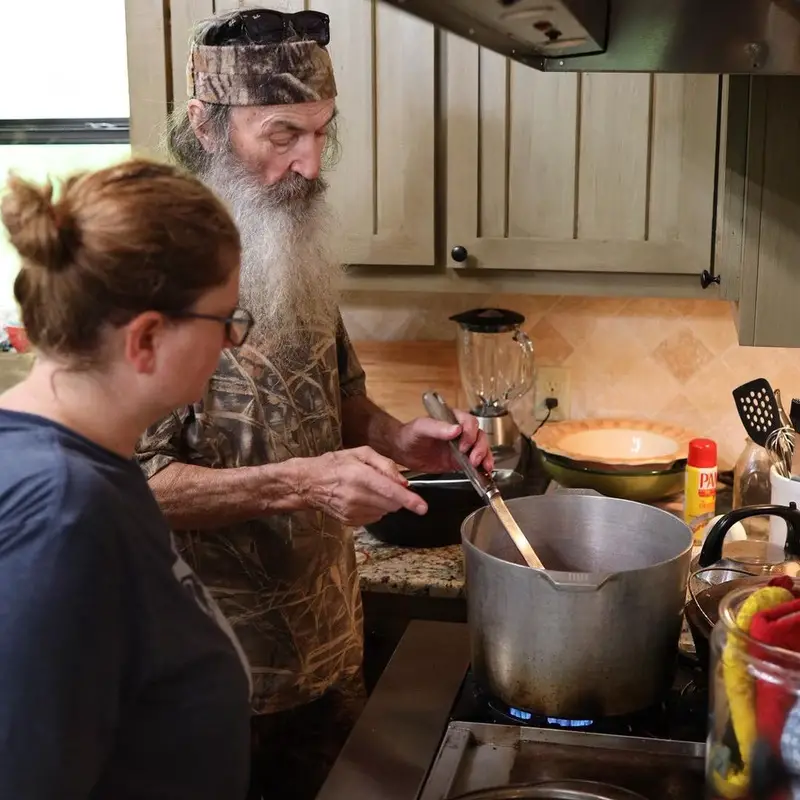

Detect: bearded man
[135, 8, 491, 800]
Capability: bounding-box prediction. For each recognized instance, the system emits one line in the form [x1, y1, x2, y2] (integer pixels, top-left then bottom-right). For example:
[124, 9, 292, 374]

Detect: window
[0, 0, 131, 312]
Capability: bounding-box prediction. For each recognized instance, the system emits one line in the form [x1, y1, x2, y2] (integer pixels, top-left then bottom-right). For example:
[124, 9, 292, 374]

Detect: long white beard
[200, 153, 343, 360]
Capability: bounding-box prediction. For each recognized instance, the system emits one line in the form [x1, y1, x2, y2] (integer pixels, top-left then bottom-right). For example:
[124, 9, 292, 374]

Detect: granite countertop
[354, 528, 466, 598]
[355, 487, 732, 598]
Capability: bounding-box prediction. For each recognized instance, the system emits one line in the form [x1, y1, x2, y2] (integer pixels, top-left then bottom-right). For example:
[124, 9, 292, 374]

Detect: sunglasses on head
[205, 9, 330, 48]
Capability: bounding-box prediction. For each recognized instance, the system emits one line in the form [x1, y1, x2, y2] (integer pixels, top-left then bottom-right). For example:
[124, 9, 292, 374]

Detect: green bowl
[542, 452, 686, 502]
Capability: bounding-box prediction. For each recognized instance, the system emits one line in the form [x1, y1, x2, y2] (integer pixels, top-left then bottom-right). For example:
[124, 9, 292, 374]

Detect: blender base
[474, 412, 522, 471]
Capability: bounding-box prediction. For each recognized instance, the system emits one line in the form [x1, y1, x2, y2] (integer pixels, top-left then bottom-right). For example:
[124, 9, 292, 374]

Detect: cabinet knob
[451, 245, 469, 263]
[700, 270, 721, 289]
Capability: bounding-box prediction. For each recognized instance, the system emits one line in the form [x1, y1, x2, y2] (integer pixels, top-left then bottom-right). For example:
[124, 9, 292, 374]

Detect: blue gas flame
[508, 706, 593, 728]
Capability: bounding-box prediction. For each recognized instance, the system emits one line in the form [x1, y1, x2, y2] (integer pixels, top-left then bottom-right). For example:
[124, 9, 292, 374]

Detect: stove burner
[452, 663, 709, 743]
[489, 698, 595, 729]
[546, 717, 594, 729]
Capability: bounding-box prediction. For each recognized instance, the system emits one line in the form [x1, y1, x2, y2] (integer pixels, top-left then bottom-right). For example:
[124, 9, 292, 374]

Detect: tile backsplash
[342, 292, 800, 469]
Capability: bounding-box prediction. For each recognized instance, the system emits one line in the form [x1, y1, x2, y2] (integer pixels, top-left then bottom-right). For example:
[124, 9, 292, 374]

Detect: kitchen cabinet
[717, 76, 800, 348]
[127, 2, 721, 295]
[128, 3, 800, 345]
[342, 32, 728, 300]
[444, 36, 721, 283]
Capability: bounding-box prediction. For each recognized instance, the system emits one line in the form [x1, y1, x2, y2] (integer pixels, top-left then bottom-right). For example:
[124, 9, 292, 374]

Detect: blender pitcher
[449, 308, 535, 457]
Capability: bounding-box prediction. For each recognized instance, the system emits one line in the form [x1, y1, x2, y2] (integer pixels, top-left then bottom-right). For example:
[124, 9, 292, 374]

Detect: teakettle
[691, 502, 800, 588]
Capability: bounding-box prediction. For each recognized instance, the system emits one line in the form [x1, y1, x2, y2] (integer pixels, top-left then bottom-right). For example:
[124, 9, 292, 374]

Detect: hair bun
[1, 174, 77, 272]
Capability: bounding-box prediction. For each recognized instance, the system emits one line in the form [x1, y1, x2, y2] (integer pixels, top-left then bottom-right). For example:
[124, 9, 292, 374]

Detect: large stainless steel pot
[461, 495, 693, 718]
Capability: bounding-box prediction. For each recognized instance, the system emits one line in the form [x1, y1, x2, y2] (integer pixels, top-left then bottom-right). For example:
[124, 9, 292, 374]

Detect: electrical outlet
[534, 366, 570, 422]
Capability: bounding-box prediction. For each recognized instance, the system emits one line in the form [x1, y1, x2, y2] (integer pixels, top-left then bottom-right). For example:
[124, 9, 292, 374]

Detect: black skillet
[364, 435, 551, 547]
[363, 469, 521, 548]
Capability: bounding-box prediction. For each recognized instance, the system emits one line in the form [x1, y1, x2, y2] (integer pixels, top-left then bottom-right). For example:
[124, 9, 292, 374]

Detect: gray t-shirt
[0, 410, 252, 799]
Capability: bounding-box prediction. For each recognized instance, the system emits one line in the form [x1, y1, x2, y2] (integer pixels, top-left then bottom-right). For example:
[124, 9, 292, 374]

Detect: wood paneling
[508, 68, 578, 240]
[577, 74, 650, 241]
[649, 75, 721, 256]
[480, 50, 510, 239]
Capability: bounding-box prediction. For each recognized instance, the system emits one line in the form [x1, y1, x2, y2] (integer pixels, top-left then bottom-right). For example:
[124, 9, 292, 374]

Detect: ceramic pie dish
[534, 418, 697, 471]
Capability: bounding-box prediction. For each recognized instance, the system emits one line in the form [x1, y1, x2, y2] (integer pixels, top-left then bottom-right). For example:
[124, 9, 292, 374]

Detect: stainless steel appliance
[375, 0, 800, 75]
[450, 308, 534, 470]
[316, 621, 707, 800]
[462, 494, 692, 717]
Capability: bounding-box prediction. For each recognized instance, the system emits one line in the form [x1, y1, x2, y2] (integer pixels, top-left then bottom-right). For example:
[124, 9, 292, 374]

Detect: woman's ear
[124, 312, 165, 375]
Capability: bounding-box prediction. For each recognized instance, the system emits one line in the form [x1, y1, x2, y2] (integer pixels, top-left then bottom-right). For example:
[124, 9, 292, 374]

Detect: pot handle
[509, 329, 535, 402]
[698, 502, 800, 568]
[515, 328, 535, 362]
[543, 571, 614, 592]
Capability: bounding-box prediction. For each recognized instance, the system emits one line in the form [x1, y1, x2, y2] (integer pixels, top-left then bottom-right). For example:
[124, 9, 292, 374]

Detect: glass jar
[707, 584, 800, 799]
[733, 438, 773, 540]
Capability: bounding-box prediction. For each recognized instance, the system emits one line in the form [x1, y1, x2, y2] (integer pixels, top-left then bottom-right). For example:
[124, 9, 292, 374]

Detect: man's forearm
[341, 394, 404, 462]
[148, 460, 307, 530]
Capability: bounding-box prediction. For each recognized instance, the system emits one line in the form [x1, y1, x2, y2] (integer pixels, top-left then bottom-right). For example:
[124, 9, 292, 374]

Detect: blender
[450, 308, 535, 470]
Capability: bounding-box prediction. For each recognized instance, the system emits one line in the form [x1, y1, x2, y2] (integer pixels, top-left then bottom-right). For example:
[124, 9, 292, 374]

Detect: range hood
[380, 0, 800, 74]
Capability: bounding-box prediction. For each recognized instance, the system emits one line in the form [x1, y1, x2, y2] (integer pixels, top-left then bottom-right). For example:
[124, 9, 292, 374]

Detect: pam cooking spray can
[684, 438, 717, 546]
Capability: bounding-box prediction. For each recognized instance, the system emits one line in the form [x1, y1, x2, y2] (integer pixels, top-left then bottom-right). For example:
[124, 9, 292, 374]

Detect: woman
[0, 159, 255, 799]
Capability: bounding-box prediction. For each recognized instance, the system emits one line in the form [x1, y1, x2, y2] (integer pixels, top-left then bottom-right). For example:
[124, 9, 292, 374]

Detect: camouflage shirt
[136, 317, 367, 715]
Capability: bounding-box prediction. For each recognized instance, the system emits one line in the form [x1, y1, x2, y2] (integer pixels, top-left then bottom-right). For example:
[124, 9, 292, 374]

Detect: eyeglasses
[168, 307, 254, 347]
[206, 9, 330, 48]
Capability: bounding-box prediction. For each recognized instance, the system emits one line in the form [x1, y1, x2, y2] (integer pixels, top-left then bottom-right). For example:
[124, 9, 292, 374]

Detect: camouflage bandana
[188, 39, 337, 106]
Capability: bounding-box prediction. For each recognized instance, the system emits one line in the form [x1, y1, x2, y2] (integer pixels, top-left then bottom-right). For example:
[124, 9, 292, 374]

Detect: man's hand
[392, 409, 493, 474]
[297, 447, 429, 527]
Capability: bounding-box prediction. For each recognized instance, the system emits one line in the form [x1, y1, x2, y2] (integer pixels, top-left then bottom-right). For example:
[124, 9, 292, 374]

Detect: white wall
[0, 0, 130, 315]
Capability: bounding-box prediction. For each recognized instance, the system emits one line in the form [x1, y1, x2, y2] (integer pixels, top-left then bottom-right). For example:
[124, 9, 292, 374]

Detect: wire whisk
[766, 425, 795, 478]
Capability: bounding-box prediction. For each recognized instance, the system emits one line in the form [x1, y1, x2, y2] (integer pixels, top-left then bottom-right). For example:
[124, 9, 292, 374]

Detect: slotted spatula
[732, 378, 782, 447]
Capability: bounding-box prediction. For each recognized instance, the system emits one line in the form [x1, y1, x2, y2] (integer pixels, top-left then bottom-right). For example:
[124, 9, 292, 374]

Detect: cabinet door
[445, 35, 721, 278]
[724, 77, 800, 347]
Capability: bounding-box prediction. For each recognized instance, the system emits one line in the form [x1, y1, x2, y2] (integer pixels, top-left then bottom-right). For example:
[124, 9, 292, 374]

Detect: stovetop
[316, 622, 708, 800]
[418, 722, 706, 800]
[449, 654, 709, 744]
[418, 657, 709, 800]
